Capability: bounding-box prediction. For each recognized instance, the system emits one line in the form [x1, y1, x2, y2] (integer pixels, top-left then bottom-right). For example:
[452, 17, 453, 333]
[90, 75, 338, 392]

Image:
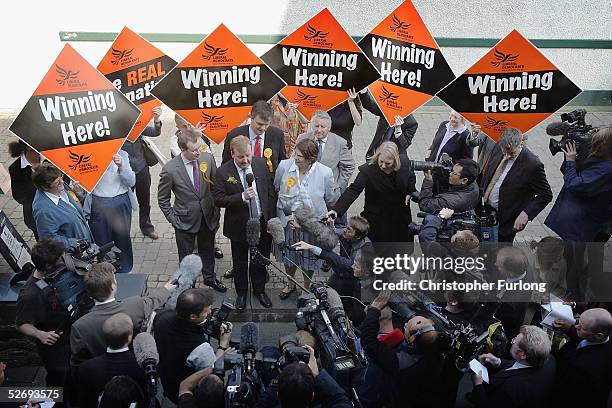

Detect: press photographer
[545, 125, 612, 300]
[415, 158, 480, 214]
[154, 288, 236, 404]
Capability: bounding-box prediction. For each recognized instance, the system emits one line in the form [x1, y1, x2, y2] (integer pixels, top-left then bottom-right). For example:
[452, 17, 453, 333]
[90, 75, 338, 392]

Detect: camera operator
[177, 368, 224, 408]
[359, 292, 445, 408]
[77, 313, 146, 407]
[471, 325, 555, 408]
[154, 288, 236, 404]
[70, 262, 176, 369]
[257, 344, 352, 408]
[15, 238, 71, 389]
[545, 126, 612, 300]
[417, 158, 480, 214]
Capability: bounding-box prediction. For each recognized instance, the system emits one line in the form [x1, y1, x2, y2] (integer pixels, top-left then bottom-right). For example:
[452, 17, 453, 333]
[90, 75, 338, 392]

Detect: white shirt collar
[316, 135, 328, 144]
[95, 297, 116, 306]
[181, 152, 196, 165]
[507, 361, 531, 370]
[248, 126, 264, 141]
[106, 346, 129, 353]
[21, 153, 35, 169]
[234, 161, 251, 175]
[44, 190, 63, 206]
[445, 121, 467, 134]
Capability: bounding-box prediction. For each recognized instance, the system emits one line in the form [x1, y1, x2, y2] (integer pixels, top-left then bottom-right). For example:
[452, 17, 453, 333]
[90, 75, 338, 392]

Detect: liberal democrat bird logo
[295, 89, 317, 103]
[68, 151, 91, 170]
[390, 14, 410, 32]
[379, 85, 399, 103]
[201, 112, 224, 125]
[304, 24, 329, 41]
[485, 116, 510, 127]
[491, 49, 519, 67]
[55, 65, 79, 85]
[202, 42, 228, 60]
[110, 47, 134, 65]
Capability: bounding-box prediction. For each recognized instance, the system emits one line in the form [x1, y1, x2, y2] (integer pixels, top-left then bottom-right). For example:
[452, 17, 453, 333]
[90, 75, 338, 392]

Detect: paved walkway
[1, 106, 611, 293]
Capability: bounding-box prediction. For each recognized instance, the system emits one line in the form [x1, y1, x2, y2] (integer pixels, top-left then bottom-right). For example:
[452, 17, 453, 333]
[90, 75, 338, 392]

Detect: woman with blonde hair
[327, 142, 417, 243]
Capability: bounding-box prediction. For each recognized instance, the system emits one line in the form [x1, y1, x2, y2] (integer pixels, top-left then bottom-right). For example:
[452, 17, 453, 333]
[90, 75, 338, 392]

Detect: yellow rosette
[285, 176, 296, 194]
[200, 162, 213, 185]
[263, 148, 273, 173]
[199, 144, 209, 153]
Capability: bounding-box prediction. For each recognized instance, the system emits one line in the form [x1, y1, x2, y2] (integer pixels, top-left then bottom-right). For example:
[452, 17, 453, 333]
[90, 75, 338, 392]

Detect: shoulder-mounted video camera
[547, 109, 595, 162]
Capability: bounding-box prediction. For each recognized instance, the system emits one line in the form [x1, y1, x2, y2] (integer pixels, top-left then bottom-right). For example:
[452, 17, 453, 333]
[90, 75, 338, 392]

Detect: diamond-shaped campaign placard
[437, 29, 581, 142]
[262, 8, 381, 120]
[9, 44, 141, 192]
[152, 24, 285, 144]
[98, 26, 177, 142]
[358, 0, 455, 126]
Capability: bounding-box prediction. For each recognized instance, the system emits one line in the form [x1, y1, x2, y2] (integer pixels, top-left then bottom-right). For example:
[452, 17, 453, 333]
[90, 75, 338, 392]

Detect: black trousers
[134, 165, 155, 235]
[175, 223, 216, 282]
[231, 222, 271, 296]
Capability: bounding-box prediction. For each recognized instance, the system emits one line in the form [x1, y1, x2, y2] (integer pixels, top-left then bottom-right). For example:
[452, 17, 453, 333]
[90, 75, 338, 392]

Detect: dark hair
[455, 159, 480, 184]
[32, 163, 63, 190]
[98, 375, 145, 408]
[84, 262, 116, 301]
[295, 139, 318, 165]
[8, 140, 27, 158]
[176, 288, 215, 320]
[30, 238, 65, 273]
[348, 216, 370, 240]
[194, 374, 224, 408]
[250, 100, 273, 121]
[278, 362, 314, 408]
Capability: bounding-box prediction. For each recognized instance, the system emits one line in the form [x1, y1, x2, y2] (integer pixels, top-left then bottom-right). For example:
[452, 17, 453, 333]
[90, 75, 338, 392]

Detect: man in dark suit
[471, 325, 556, 408]
[213, 135, 277, 310]
[360, 89, 418, 160]
[222, 100, 286, 176]
[70, 262, 175, 369]
[8, 141, 41, 239]
[478, 127, 552, 242]
[158, 128, 225, 292]
[552, 308, 612, 407]
[77, 313, 146, 408]
[154, 288, 233, 404]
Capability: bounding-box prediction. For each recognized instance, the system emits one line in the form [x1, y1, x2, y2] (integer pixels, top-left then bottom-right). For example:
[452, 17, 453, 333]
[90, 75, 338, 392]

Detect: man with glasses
[478, 127, 552, 242]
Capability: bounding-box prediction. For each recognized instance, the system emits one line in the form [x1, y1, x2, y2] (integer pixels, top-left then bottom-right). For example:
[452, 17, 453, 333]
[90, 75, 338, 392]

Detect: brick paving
[1, 106, 611, 294]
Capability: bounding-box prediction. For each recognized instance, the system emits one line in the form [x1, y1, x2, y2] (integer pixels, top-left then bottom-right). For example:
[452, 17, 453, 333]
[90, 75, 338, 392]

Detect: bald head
[577, 308, 612, 341]
[405, 316, 438, 345]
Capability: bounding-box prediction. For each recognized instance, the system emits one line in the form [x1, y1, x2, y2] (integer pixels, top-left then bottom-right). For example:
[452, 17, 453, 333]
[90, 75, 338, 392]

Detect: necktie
[254, 136, 261, 158]
[317, 139, 324, 161]
[483, 158, 508, 202]
[192, 160, 201, 194]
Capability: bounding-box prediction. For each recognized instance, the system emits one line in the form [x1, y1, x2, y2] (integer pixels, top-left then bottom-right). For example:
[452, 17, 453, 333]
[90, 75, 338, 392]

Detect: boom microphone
[294, 205, 338, 251]
[246, 218, 261, 247]
[133, 332, 160, 404]
[546, 122, 570, 136]
[166, 254, 202, 309]
[267, 217, 286, 247]
[239, 322, 259, 373]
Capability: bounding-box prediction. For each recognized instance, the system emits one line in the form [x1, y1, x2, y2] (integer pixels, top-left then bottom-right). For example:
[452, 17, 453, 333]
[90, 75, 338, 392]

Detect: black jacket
[153, 309, 208, 403]
[361, 90, 418, 160]
[221, 124, 286, 175]
[212, 158, 277, 243]
[333, 155, 416, 243]
[426, 121, 473, 162]
[9, 157, 37, 233]
[77, 350, 147, 408]
[418, 179, 480, 214]
[478, 147, 552, 241]
[472, 357, 556, 408]
[359, 307, 445, 408]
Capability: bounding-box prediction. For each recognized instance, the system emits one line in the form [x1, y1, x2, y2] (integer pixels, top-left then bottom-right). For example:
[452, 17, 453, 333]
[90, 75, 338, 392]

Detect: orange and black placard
[261, 8, 380, 120]
[437, 29, 581, 142]
[358, 0, 455, 126]
[9, 44, 141, 192]
[98, 26, 177, 142]
[152, 24, 285, 144]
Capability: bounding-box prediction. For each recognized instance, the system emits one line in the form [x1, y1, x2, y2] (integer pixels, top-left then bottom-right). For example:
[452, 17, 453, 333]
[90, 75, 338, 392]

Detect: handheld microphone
[546, 122, 570, 136]
[133, 332, 160, 400]
[246, 172, 254, 187]
[166, 254, 202, 309]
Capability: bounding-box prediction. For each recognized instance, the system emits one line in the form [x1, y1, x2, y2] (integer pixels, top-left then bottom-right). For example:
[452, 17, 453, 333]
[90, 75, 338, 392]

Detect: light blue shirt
[92, 150, 135, 197]
[248, 126, 265, 157]
[577, 336, 609, 350]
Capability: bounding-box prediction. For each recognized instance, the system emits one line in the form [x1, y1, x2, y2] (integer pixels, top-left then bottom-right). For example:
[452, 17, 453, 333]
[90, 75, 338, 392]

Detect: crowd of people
[5, 91, 612, 407]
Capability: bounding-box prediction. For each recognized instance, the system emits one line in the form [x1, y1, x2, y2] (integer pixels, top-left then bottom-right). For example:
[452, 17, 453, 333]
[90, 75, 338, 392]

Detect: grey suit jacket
[158, 152, 220, 233]
[70, 287, 171, 367]
[297, 131, 355, 192]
